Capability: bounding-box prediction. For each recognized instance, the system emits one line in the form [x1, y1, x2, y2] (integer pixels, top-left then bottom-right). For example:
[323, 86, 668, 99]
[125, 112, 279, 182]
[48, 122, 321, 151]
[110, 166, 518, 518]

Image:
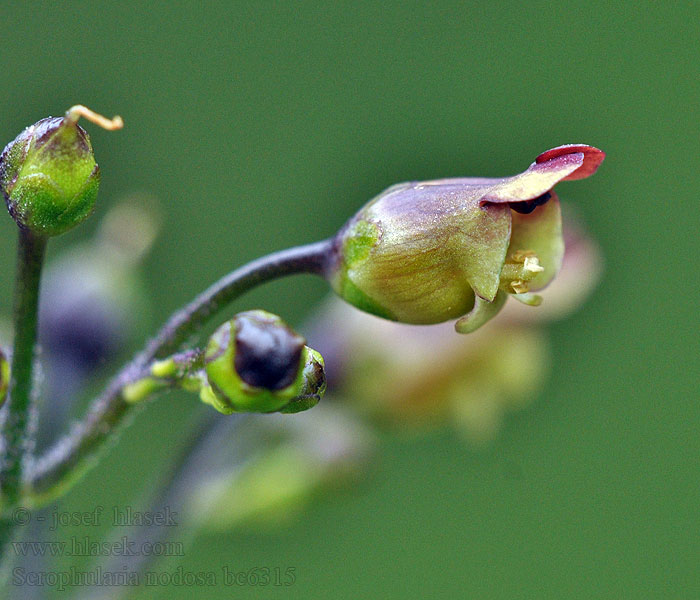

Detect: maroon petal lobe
[535, 144, 605, 180]
[480, 154, 582, 205]
[479, 144, 605, 206]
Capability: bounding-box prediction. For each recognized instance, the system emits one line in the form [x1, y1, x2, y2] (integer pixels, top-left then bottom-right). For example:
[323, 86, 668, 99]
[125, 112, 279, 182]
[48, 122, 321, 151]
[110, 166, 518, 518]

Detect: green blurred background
[0, 1, 697, 597]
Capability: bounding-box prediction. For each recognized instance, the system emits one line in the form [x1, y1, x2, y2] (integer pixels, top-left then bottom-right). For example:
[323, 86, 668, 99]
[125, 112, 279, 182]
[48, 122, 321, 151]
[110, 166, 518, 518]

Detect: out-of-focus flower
[201, 310, 326, 414]
[312, 209, 602, 443]
[186, 405, 375, 531]
[328, 145, 604, 333]
[39, 195, 160, 376]
[35, 196, 160, 445]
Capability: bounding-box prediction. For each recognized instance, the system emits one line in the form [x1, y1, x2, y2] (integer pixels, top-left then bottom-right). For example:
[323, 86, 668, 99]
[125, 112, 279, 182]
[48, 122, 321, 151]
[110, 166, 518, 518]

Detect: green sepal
[200, 384, 237, 415]
[278, 395, 321, 414]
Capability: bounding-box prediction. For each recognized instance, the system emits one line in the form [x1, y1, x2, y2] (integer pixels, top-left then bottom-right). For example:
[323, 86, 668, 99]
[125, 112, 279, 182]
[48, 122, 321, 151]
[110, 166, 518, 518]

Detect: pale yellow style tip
[65, 105, 124, 131]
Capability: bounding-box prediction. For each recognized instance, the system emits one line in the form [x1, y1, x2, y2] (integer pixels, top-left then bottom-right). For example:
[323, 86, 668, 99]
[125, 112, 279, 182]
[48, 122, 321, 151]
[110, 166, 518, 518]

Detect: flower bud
[0, 348, 9, 407]
[328, 144, 604, 333]
[201, 310, 326, 414]
[1, 105, 122, 236]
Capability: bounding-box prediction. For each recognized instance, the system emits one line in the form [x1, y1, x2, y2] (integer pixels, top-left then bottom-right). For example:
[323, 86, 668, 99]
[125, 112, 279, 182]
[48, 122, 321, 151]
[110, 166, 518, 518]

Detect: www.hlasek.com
[12, 536, 184, 558]
[12, 566, 297, 590]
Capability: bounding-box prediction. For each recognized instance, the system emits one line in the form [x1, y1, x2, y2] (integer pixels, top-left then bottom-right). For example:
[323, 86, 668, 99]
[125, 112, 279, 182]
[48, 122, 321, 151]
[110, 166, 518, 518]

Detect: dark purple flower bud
[202, 311, 326, 414]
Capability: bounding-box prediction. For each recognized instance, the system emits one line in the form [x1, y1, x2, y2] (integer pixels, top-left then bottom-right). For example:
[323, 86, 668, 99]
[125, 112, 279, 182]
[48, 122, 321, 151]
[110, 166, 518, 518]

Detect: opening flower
[310, 210, 602, 442]
[328, 144, 604, 333]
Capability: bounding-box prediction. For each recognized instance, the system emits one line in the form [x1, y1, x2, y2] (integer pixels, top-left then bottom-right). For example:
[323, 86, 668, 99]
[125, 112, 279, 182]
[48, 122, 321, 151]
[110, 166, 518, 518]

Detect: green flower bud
[328, 144, 604, 333]
[0, 348, 9, 407]
[1, 105, 122, 236]
[201, 310, 326, 414]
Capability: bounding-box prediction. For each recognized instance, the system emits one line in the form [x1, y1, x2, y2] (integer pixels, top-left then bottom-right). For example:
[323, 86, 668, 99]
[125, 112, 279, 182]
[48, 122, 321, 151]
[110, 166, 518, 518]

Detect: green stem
[26, 238, 333, 500]
[0, 230, 46, 503]
[142, 238, 333, 359]
[0, 229, 47, 578]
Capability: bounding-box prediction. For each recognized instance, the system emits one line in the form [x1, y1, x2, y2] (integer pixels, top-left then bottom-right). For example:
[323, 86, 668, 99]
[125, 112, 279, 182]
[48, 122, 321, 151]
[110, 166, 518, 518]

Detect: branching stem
[26, 238, 333, 501]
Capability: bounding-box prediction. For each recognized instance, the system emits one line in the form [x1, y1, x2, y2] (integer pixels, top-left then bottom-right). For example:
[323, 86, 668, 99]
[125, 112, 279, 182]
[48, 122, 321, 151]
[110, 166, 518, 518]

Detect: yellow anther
[523, 256, 544, 273]
[510, 280, 530, 294]
[511, 249, 536, 262]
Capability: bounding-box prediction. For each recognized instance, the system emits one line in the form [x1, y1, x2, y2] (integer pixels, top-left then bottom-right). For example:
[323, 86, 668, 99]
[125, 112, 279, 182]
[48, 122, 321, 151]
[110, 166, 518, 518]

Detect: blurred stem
[79, 411, 244, 600]
[26, 239, 333, 501]
[0, 230, 47, 571]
